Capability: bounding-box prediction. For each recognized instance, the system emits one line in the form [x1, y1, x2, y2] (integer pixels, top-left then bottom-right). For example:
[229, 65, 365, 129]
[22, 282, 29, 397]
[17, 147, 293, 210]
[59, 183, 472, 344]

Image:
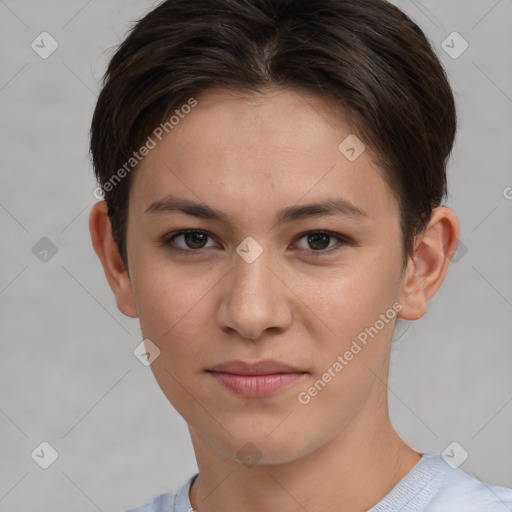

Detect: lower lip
[208, 372, 305, 398]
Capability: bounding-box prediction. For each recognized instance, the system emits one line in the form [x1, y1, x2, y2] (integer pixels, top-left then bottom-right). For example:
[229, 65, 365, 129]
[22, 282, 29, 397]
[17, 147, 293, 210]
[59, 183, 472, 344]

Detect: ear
[89, 201, 138, 318]
[398, 206, 459, 320]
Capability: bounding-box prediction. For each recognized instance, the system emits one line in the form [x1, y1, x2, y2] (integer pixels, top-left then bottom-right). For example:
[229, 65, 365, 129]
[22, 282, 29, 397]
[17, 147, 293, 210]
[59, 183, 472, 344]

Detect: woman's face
[124, 87, 408, 465]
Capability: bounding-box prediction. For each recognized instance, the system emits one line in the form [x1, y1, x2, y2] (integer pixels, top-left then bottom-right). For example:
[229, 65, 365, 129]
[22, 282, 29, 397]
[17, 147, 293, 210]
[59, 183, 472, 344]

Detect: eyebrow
[145, 194, 368, 225]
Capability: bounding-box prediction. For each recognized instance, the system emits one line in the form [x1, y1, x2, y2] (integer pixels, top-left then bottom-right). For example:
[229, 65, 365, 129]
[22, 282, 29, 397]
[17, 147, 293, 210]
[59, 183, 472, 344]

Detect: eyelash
[159, 229, 350, 258]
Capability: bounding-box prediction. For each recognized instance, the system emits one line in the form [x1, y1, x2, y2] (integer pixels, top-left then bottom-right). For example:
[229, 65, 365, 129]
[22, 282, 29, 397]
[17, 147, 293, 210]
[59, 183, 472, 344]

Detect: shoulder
[429, 457, 512, 511]
[125, 492, 175, 512]
[124, 473, 198, 512]
[371, 454, 512, 512]
[417, 455, 512, 511]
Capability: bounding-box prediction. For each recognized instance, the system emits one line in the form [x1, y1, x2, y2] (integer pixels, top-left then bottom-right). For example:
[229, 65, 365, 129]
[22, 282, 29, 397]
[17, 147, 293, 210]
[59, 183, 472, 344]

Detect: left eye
[294, 230, 345, 253]
[162, 230, 217, 251]
[161, 230, 347, 255]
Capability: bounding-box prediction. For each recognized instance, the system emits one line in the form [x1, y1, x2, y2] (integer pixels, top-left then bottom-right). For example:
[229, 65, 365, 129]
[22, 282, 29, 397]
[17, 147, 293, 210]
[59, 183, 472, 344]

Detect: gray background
[0, 1, 511, 510]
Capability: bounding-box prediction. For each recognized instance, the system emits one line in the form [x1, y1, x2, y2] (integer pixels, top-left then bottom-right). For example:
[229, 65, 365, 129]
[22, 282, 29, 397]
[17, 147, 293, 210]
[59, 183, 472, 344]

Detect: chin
[213, 430, 316, 468]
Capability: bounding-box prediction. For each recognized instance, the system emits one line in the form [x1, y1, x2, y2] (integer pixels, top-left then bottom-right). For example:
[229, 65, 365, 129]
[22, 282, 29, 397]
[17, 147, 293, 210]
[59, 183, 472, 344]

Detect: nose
[217, 243, 292, 341]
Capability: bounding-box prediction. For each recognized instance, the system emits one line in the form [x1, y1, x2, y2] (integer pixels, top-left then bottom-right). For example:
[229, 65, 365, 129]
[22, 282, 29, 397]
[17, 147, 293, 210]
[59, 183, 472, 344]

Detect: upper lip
[208, 359, 305, 375]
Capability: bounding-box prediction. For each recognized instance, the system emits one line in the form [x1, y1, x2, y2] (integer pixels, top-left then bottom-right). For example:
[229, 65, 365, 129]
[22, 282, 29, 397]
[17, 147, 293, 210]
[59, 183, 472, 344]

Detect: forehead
[167, 87, 356, 156]
[129, 88, 398, 227]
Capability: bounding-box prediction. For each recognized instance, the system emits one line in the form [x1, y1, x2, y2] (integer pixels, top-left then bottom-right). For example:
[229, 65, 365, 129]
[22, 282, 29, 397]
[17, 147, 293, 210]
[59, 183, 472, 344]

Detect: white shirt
[126, 454, 512, 512]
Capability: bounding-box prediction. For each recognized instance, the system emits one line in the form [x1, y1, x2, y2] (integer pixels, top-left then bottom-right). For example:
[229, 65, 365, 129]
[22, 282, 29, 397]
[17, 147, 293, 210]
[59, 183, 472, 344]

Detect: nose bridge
[232, 237, 275, 301]
[219, 237, 289, 339]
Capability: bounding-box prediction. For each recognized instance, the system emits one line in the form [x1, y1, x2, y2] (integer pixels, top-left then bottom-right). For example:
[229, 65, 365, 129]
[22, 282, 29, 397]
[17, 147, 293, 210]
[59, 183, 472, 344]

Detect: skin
[90, 87, 459, 512]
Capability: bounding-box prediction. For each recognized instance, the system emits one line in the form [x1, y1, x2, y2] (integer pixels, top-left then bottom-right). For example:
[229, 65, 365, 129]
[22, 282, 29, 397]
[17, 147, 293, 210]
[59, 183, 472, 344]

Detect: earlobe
[89, 201, 138, 319]
[398, 206, 459, 321]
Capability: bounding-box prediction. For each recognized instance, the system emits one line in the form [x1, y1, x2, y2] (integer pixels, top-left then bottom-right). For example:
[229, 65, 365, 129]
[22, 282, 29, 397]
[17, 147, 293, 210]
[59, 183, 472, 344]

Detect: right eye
[160, 229, 219, 253]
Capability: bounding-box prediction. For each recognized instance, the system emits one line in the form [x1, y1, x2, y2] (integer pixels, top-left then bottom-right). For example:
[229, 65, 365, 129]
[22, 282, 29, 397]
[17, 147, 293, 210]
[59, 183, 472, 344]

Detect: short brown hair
[90, 0, 456, 271]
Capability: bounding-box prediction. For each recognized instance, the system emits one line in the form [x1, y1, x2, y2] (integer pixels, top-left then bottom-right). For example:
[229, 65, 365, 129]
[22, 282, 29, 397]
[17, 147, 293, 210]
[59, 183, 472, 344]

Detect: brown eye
[294, 230, 348, 256]
[306, 232, 332, 251]
[182, 232, 209, 249]
[162, 230, 216, 252]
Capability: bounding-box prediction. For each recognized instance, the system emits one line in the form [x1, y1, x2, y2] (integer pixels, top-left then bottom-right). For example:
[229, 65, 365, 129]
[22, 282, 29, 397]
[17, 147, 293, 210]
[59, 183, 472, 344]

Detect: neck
[188, 397, 421, 512]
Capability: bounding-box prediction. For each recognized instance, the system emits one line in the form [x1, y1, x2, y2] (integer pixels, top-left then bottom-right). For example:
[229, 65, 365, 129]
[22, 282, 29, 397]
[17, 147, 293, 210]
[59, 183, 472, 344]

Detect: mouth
[207, 359, 305, 375]
[206, 359, 307, 398]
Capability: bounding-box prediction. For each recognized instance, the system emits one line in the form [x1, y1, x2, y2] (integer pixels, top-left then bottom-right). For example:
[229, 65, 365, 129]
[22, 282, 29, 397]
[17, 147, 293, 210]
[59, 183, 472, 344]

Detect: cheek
[300, 259, 399, 333]
[130, 253, 206, 334]
[130, 261, 217, 384]
[297, 259, 400, 391]
[132, 267, 211, 417]
[293, 267, 399, 413]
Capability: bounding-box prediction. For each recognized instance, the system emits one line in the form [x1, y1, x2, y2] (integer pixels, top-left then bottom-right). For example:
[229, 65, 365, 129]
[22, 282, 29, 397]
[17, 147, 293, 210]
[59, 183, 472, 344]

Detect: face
[124, 87, 407, 465]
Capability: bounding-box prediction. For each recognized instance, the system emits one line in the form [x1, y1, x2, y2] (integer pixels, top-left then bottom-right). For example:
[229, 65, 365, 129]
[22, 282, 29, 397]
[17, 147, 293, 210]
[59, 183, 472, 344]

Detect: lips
[207, 359, 305, 375]
[207, 359, 306, 398]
